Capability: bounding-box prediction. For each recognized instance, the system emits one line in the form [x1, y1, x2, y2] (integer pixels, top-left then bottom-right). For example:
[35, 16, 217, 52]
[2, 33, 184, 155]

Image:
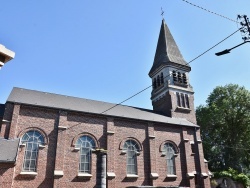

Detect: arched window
[157, 75, 160, 87]
[21, 130, 45, 172]
[160, 72, 164, 84]
[153, 78, 157, 89]
[181, 93, 185, 107]
[172, 71, 177, 82]
[176, 92, 181, 107]
[163, 143, 176, 175]
[185, 94, 190, 108]
[177, 72, 182, 83]
[76, 135, 96, 174]
[123, 140, 140, 175]
[182, 73, 187, 84]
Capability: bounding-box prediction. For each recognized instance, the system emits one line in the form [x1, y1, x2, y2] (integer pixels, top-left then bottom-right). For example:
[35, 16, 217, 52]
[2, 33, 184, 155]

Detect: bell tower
[149, 19, 196, 124]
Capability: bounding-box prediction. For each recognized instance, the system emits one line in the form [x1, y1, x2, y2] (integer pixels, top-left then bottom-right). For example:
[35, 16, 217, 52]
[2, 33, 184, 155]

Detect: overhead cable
[181, 0, 238, 23]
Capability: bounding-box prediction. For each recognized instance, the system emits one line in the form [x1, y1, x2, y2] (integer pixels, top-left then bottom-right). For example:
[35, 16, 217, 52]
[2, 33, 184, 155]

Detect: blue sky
[1, 0, 250, 110]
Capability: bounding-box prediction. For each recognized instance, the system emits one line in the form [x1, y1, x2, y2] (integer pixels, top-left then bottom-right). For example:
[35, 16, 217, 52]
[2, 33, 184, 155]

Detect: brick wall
[0, 103, 210, 188]
[170, 91, 197, 125]
[0, 163, 15, 188]
[152, 91, 197, 125]
[12, 105, 57, 188]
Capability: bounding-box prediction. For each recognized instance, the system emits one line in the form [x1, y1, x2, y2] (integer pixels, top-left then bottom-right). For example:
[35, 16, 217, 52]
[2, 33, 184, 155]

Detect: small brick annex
[0, 19, 211, 188]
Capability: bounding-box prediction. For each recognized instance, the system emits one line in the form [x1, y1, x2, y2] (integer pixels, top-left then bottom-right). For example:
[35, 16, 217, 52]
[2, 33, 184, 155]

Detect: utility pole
[215, 15, 250, 56]
[238, 14, 250, 41]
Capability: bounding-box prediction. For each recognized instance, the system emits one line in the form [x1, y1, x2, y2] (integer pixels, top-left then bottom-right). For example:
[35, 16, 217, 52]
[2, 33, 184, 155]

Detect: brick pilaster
[182, 127, 196, 188]
[8, 104, 20, 139]
[148, 123, 158, 186]
[106, 117, 115, 188]
[195, 129, 211, 188]
[54, 110, 67, 187]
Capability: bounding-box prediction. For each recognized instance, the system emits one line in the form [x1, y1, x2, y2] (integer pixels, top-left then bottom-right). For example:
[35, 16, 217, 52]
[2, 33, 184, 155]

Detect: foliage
[213, 168, 250, 187]
[210, 179, 218, 187]
[196, 84, 250, 172]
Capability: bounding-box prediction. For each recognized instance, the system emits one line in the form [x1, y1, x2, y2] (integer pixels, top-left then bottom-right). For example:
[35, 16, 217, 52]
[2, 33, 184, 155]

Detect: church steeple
[149, 19, 190, 77]
[149, 19, 196, 124]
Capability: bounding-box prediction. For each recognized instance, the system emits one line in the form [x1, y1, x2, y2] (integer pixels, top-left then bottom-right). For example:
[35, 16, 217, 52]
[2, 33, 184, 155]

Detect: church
[0, 19, 211, 188]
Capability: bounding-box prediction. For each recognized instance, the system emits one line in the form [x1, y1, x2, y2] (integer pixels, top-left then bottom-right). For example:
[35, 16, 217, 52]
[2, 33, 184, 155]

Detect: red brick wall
[54, 111, 107, 188]
[0, 163, 15, 187]
[152, 91, 197, 125]
[152, 123, 190, 187]
[12, 105, 57, 188]
[170, 91, 197, 124]
[0, 103, 14, 138]
[113, 119, 150, 187]
[1, 103, 210, 188]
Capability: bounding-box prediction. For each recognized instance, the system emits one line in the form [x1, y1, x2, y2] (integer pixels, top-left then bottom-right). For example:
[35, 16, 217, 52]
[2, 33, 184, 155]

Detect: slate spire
[149, 19, 190, 76]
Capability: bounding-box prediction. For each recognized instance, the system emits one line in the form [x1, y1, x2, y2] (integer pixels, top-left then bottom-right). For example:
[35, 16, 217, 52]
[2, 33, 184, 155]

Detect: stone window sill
[126, 174, 139, 178]
[148, 135, 156, 139]
[20, 171, 38, 176]
[77, 173, 92, 178]
[187, 173, 195, 178]
[74, 147, 80, 151]
[39, 145, 46, 149]
[176, 106, 191, 112]
[201, 172, 208, 177]
[150, 173, 159, 178]
[54, 170, 64, 176]
[166, 174, 177, 178]
[120, 150, 127, 154]
[107, 172, 116, 178]
[107, 131, 115, 134]
[183, 138, 189, 142]
[58, 126, 67, 130]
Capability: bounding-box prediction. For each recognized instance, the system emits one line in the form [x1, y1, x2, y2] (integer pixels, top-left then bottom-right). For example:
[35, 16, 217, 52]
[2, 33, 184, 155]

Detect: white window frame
[164, 143, 176, 175]
[21, 130, 45, 172]
[76, 135, 96, 174]
[123, 140, 140, 175]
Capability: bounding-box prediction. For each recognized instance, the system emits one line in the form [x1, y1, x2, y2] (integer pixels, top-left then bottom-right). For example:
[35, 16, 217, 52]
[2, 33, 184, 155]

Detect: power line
[181, 0, 238, 24]
[101, 28, 241, 114]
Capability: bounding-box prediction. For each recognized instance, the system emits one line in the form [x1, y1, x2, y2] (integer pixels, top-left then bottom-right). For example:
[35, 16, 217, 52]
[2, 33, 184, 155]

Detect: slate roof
[0, 138, 19, 163]
[7, 87, 198, 127]
[149, 19, 190, 76]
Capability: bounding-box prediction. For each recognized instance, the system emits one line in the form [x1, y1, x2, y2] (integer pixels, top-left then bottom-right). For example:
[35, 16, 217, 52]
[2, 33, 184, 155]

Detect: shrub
[213, 168, 250, 187]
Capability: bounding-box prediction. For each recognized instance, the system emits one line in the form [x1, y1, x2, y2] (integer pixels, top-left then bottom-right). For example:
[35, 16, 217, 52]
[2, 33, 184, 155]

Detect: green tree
[196, 84, 250, 172]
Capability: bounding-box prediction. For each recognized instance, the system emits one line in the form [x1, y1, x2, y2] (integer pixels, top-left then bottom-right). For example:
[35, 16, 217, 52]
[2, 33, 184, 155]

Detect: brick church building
[0, 19, 211, 188]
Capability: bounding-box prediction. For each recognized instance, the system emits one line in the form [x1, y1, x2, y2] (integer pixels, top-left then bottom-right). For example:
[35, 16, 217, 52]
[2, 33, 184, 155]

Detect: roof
[7, 87, 198, 127]
[149, 19, 190, 76]
[0, 138, 19, 163]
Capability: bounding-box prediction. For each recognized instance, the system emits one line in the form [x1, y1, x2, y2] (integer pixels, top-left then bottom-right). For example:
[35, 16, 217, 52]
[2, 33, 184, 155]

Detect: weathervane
[161, 7, 164, 18]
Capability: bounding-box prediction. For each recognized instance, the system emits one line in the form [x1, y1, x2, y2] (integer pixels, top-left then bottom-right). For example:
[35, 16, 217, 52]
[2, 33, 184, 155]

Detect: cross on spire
[161, 7, 164, 18]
